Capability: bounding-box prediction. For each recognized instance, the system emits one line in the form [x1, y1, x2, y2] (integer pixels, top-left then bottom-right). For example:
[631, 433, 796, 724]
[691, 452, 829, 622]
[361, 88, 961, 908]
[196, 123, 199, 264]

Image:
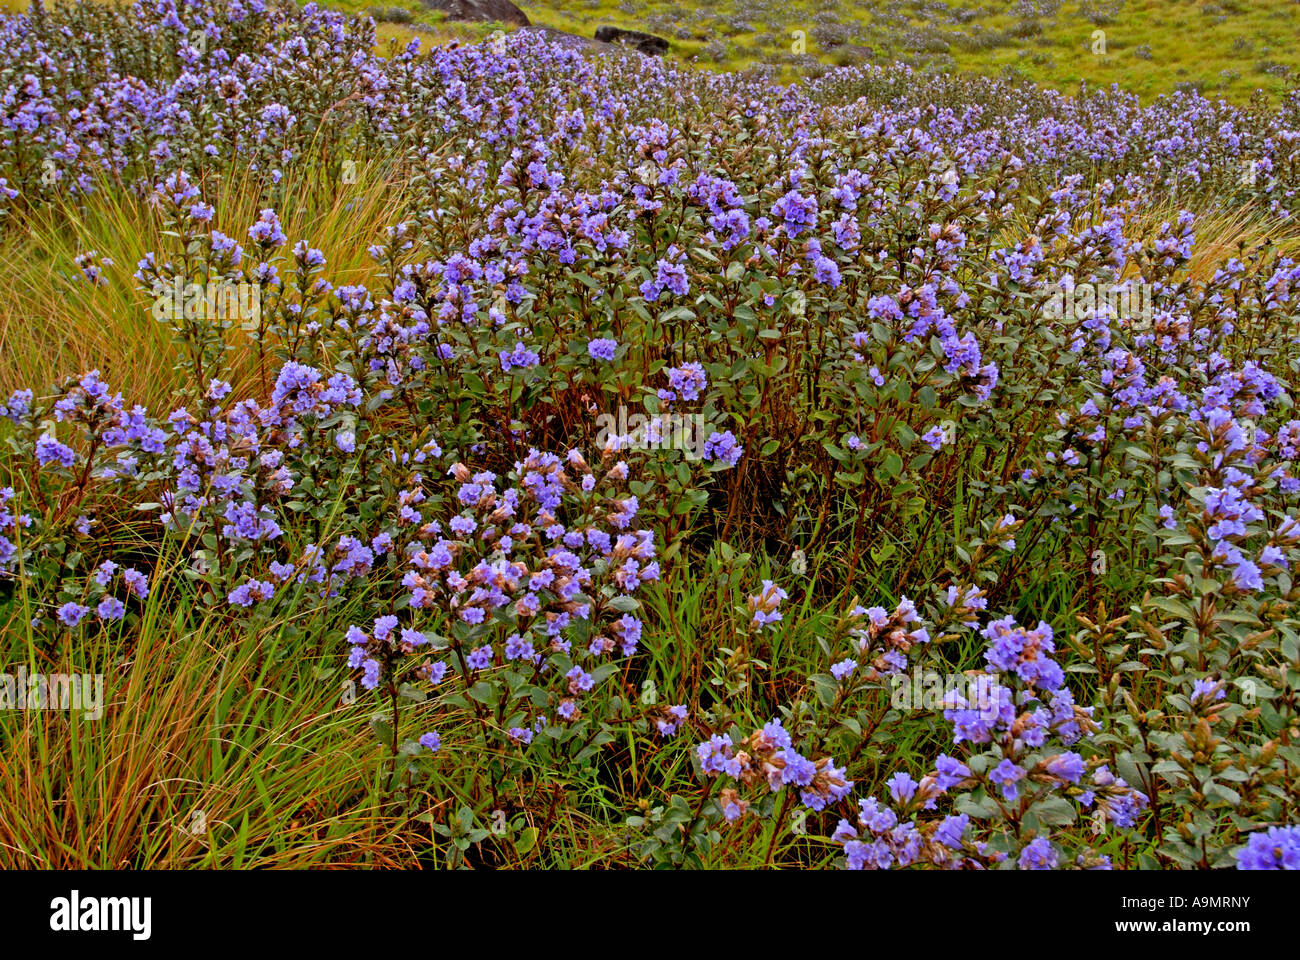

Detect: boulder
[420, 0, 530, 28]
[592, 25, 669, 56]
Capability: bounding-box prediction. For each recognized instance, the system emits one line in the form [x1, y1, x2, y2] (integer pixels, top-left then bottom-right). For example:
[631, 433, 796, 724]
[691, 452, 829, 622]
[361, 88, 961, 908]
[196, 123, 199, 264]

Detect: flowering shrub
[337, 447, 679, 765]
[1, 0, 1299, 869]
[831, 612, 1148, 870]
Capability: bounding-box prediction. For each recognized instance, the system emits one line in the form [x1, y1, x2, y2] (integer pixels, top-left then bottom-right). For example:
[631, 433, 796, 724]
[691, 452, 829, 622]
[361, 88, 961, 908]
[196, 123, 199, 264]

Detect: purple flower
[566, 665, 594, 693]
[656, 704, 688, 738]
[935, 814, 969, 850]
[780, 750, 817, 787]
[748, 579, 787, 629]
[990, 758, 1026, 800]
[697, 734, 734, 774]
[36, 435, 76, 469]
[248, 209, 287, 247]
[812, 255, 841, 287]
[1191, 677, 1226, 704]
[771, 190, 817, 236]
[1, 388, 33, 424]
[934, 754, 972, 790]
[499, 341, 540, 372]
[1043, 751, 1085, 783]
[664, 363, 707, 403]
[703, 429, 743, 467]
[122, 568, 149, 599]
[1236, 826, 1300, 870]
[831, 657, 857, 681]
[56, 602, 89, 628]
[227, 579, 274, 608]
[886, 771, 919, 805]
[1018, 837, 1058, 870]
[96, 596, 126, 621]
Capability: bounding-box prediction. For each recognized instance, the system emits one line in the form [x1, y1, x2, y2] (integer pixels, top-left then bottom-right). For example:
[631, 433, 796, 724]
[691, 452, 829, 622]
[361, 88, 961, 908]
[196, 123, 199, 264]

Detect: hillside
[345, 0, 1300, 103]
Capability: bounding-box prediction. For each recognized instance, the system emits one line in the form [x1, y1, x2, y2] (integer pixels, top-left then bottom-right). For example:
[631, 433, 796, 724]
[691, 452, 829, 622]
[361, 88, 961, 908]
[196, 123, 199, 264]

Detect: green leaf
[368, 714, 394, 748]
[515, 826, 538, 855]
[1028, 794, 1076, 827]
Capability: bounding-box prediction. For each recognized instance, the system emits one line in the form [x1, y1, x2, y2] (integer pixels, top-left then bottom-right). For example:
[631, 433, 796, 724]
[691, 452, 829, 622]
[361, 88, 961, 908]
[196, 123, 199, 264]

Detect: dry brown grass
[0, 148, 410, 412]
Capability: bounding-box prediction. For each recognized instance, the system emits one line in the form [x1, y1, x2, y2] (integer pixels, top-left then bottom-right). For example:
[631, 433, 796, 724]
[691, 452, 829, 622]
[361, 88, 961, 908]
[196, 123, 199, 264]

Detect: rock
[592, 26, 669, 56]
[420, 0, 530, 28]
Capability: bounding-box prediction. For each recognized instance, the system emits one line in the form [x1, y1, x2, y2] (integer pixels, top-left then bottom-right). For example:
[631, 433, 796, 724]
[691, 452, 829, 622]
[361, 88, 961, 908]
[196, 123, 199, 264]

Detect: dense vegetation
[349, 0, 1300, 104]
[2, 0, 1300, 869]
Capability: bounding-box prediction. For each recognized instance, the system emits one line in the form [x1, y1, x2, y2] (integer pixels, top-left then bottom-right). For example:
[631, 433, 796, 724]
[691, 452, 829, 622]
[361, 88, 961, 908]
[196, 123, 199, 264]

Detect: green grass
[376, 0, 1300, 104]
